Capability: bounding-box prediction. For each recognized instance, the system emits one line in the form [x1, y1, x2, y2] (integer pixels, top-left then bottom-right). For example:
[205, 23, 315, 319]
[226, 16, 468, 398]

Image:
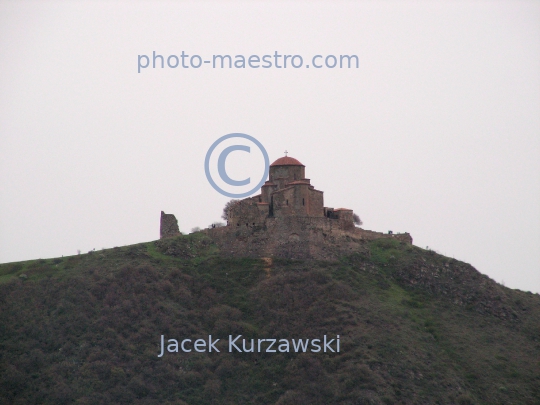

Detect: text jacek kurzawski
[158, 335, 340, 357]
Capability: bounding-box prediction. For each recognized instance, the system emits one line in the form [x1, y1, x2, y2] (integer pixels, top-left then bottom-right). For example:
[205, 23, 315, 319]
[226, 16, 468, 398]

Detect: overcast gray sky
[1, 1, 539, 292]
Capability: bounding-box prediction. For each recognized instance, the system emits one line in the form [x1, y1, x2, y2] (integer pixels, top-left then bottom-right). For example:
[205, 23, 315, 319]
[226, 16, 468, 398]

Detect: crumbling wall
[227, 198, 267, 227]
[160, 211, 180, 239]
[356, 229, 413, 244]
[202, 215, 412, 260]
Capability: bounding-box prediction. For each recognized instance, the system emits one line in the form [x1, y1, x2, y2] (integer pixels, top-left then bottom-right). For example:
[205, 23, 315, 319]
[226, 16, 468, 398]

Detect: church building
[227, 154, 354, 230]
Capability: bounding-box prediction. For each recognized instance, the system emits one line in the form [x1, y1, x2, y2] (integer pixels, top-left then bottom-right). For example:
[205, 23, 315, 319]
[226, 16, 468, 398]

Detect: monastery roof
[270, 156, 304, 167]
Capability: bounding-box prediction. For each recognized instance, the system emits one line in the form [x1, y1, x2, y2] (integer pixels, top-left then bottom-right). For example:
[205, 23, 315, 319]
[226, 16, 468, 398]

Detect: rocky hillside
[0, 235, 539, 405]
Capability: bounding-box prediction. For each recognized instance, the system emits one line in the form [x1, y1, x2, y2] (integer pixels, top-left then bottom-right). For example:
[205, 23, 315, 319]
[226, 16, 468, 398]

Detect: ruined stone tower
[160, 211, 180, 239]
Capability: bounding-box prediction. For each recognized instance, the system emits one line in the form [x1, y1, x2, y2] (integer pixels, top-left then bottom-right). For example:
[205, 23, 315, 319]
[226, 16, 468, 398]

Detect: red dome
[270, 156, 304, 167]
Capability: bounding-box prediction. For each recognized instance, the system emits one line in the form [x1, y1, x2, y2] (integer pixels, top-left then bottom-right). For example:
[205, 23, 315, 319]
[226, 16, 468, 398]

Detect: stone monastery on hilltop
[161, 154, 412, 259]
[228, 155, 354, 230]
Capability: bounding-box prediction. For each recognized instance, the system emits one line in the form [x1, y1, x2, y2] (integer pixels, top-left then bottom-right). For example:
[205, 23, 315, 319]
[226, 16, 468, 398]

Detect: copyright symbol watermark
[204, 133, 269, 198]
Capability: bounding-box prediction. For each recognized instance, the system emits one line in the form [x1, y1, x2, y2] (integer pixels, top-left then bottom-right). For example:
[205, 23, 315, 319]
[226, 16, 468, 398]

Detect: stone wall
[228, 198, 268, 227]
[309, 188, 324, 217]
[160, 211, 181, 239]
[336, 209, 355, 232]
[357, 228, 413, 244]
[202, 215, 412, 260]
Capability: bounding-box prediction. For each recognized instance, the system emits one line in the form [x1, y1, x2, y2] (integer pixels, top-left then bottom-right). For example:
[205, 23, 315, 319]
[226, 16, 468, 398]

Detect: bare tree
[353, 213, 363, 226]
[221, 199, 239, 221]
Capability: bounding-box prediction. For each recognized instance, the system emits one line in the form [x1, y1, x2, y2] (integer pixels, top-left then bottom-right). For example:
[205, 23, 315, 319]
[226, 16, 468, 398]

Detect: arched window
[286, 199, 288, 205]
[302, 198, 305, 206]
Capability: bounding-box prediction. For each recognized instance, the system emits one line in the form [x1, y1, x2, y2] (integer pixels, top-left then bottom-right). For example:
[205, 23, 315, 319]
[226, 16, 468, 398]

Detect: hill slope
[0, 235, 539, 405]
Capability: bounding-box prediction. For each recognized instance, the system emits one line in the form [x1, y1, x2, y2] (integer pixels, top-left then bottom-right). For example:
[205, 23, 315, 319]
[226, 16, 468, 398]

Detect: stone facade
[202, 155, 413, 259]
[160, 211, 180, 239]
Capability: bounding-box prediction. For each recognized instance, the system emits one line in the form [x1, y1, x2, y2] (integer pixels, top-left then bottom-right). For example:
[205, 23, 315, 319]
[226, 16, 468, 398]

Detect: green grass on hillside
[0, 235, 539, 405]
